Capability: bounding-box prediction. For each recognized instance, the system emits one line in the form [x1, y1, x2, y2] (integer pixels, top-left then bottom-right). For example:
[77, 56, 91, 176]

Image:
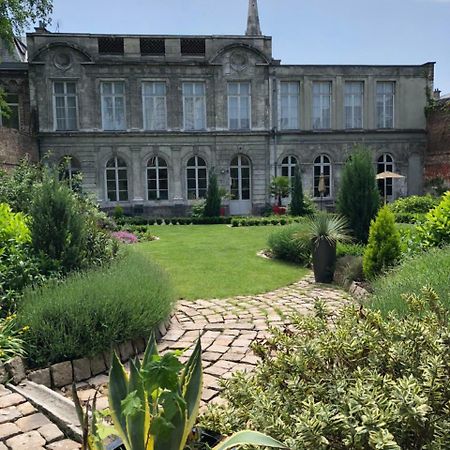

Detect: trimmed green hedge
[18, 247, 175, 367]
[116, 216, 232, 226]
[231, 216, 306, 227]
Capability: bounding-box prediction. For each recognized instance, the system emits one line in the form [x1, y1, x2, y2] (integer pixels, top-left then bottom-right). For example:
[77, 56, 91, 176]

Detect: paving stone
[0, 442, 7, 450]
[87, 374, 108, 387]
[0, 422, 21, 439]
[28, 368, 52, 387]
[0, 407, 22, 424]
[72, 358, 92, 381]
[204, 364, 230, 377]
[118, 341, 135, 362]
[6, 430, 45, 449]
[51, 361, 73, 388]
[15, 412, 51, 432]
[89, 356, 107, 376]
[201, 388, 218, 402]
[0, 394, 25, 409]
[202, 352, 222, 362]
[37, 423, 64, 443]
[4, 357, 26, 384]
[0, 386, 11, 397]
[17, 402, 36, 416]
[46, 439, 81, 449]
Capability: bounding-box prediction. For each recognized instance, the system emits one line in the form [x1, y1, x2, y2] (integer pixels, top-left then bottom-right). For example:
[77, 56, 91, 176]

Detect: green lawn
[135, 225, 307, 300]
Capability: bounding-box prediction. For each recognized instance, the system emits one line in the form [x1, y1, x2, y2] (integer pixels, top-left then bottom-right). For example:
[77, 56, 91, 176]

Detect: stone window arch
[280, 155, 298, 181]
[147, 156, 168, 200]
[105, 156, 128, 202]
[377, 153, 395, 198]
[313, 154, 332, 198]
[186, 156, 207, 200]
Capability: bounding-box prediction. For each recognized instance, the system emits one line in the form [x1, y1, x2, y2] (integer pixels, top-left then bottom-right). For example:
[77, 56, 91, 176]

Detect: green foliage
[417, 191, 450, 248]
[113, 205, 124, 220]
[370, 246, 450, 316]
[334, 255, 364, 287]
[191, 201, 206, 218]
[337, 148, 380, 243]
[267, 223, 311, 265]
[363, 206, 401, 279]
[31, 171, 87, 273]
[73, 337, 287, 450]
[201, 288, 450, 449]
[204, 171, 221, 217]
[18, 248, 175, 366]
[388, 195, 439, 224]
[0, 203, 30, 246]
[0, 314, 27, 362]
[289, 167, 306, 216]
[336, 242, 365, 258]
[270, 176, 290, 206]
[305, 212, 351, 246]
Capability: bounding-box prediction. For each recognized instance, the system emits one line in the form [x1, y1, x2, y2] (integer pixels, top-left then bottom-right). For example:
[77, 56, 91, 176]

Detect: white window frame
[186, 155, 208, 200]
[101, 80, 126, 131]
[377, 153, 395, 198]
[230, 154, 251, 201]
[280, 155, 298, 181]
[227, 81, 251, 130]
[313, 154, 332, 198]
[105, 156, 128, 202]
[182, 82, 206, 131]
[59, 156, 81, 190]
[53, 81, 78, 131]
[344, 81, 364, 129]
[376, 81, 395, 129]
[312, 81, 332, 130]
[147, 156, 169, 201]
[279, 81, 300, 130]
[0, 92, 20, 129]
[142, 81, 167, 130]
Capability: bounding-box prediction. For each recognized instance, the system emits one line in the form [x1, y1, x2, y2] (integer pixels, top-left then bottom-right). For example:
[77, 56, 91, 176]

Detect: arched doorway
[229, 155, 252, 215]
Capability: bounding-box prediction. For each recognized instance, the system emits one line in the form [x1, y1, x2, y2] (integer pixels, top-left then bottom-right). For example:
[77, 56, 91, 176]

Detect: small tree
[289, 167, 306, 216]
[31, 170, 86, 273]
[270, 176, 290, 207]
[363, 206, 401, 279]
[337, 147, 380, 243]
[203, 170, 221, 217]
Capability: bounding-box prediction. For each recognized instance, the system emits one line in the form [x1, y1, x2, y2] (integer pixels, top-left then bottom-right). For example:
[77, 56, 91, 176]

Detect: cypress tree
[289, 166, 306, 216]
[203, 170, 221, 217]
[337, 147, 380, 243]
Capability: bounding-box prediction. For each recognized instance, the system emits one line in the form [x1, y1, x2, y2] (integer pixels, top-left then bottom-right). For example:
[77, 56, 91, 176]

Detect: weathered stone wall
[425, 99, 450, 187]
[0, 128, 38, 170]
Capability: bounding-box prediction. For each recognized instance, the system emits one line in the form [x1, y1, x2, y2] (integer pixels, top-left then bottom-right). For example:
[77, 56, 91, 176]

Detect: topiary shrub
[363, 206, 401, 279]
[201, 288, 450, 449]
[203, 171, 221, 217]
[416, 191, 450, 248]
[337, 147, 380, 243]
[289, 167, 306, 216]
[267, 224, 311, 265]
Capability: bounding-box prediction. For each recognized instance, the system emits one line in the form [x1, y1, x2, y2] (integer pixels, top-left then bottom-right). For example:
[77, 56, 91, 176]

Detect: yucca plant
[304, 213, 351, 283]
[73, 335, 288, 450]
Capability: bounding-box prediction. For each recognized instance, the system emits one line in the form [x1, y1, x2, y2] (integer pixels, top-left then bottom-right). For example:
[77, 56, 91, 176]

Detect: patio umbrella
[376, 171, 405, 205]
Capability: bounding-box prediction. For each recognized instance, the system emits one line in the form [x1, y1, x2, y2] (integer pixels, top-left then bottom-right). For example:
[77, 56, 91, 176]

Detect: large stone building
[10, 0, 435, 214]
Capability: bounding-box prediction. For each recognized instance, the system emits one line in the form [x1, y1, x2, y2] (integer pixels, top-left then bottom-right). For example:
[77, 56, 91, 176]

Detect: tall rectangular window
[183, 82, 206, 130]
[142, 82, 167, 130]
[101, 81, 126, 130]
[228, 82, 251, 130]
[280, 82, 300, 130]
[0, 93, 19, 129]
[376, 81, 395, 128]
[312, 81, 331, 129]
[344, 81, 363, 129]
[53, 81, 77, 130]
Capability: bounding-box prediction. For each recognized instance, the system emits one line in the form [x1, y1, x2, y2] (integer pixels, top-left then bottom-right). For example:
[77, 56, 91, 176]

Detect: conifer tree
[337, 147, 380, 242]
[203, 170, 221, 217]
[363, 206, 401, 279]
[289, 166, 306, 216]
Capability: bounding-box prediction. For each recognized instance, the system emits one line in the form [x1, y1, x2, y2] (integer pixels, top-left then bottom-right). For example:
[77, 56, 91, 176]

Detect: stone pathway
[0, 385, 80, 450]
[70, 274, 351, 407]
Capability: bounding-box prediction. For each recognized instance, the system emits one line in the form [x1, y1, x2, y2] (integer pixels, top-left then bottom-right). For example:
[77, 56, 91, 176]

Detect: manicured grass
[368, 246, 450, 316]
[18, 246, 175, 366]
[134, 225, 308, 300]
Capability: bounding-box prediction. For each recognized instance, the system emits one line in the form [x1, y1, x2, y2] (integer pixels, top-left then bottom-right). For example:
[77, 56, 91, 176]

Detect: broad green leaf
[108, 352, 131, 449]
[212, 430, 289, 450]
[142, 353, 183, 393]
[122, 391, 143, 417]
[142, 333, 158, 369]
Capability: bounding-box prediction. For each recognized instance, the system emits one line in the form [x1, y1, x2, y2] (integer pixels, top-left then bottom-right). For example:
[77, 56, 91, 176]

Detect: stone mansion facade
[2, 0, 435, 215]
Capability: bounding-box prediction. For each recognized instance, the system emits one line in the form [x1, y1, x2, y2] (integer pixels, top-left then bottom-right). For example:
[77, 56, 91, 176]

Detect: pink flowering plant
[111, 231, 138, 244]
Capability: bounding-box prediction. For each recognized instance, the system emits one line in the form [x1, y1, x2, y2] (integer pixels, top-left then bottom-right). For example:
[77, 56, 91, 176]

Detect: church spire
[246, 0, 262, 36]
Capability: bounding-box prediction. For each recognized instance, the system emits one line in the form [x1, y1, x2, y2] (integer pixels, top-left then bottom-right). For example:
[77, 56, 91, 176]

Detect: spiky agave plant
[305, 212, 351, 247]
[73, 334, 288, 450]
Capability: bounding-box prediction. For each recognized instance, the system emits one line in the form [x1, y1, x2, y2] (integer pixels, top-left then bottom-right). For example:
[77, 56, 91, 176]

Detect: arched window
[186, 156, 207, 200]
[105, 157, 128, 202]
[59, 156, 81, 191]
[377, 153, 394, 198]
[313, 155, 332, 198]
[230, 155, 251, 201]
[147, 156, 168, 200]
[281, 155, 298, 180]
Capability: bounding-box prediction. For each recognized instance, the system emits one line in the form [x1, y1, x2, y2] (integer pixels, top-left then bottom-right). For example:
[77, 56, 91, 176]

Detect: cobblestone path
[72, 274, 351, 408]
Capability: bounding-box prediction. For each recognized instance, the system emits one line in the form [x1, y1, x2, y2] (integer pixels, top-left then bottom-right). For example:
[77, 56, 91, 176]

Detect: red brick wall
[425, 100, 450, 185]
[0, 128, 38, 170]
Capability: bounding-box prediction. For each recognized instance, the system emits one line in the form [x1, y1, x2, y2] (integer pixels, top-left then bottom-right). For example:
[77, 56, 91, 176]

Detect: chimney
[433, 89, 441, 100]
[34, 21, 50, 33]
[246, 0, 262, 36]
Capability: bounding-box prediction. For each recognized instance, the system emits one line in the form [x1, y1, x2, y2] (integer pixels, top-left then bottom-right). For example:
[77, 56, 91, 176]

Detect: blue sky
[47, 0, 450, 93]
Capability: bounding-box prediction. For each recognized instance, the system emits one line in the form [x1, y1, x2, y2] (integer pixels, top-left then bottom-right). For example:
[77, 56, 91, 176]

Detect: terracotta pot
[312, 239, 336, 283]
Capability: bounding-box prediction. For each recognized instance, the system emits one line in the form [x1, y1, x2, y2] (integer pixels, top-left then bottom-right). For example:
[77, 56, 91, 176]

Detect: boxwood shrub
[388, 194, 439, 224]
[18, 247, 175, 367]
[267, 223, 311, 265]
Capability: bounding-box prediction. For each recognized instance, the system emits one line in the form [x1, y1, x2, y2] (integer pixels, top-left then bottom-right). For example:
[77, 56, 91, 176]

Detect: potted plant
[305, 212, 351, 283]
[270, 176, 290, 214]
